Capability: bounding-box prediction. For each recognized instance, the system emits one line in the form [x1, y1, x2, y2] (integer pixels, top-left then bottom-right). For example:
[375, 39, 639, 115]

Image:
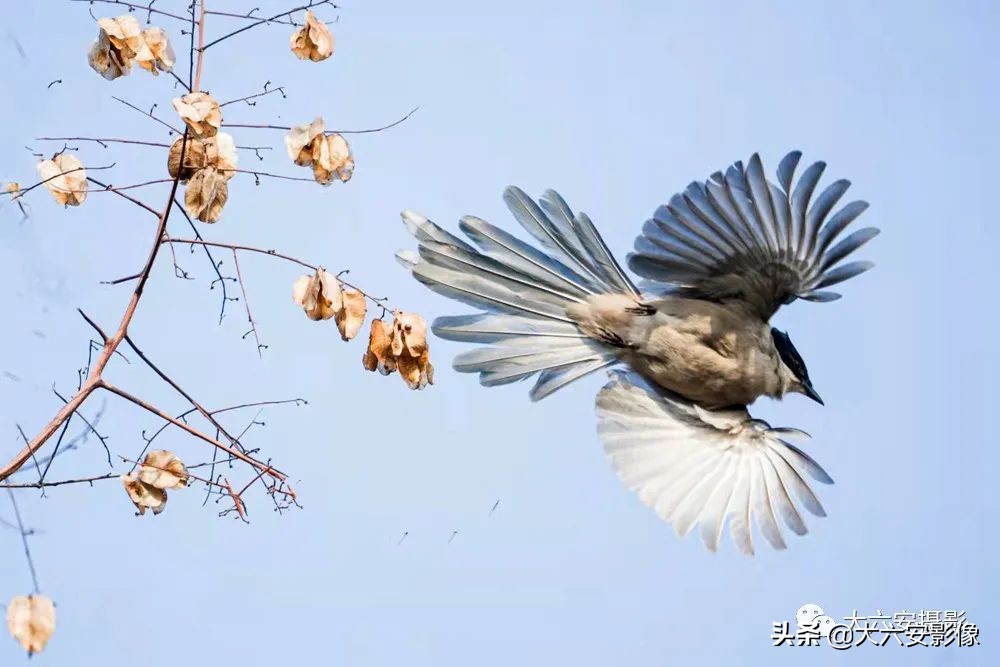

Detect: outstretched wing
[596, 371, 833, 554]
[627, 152, 878, 321]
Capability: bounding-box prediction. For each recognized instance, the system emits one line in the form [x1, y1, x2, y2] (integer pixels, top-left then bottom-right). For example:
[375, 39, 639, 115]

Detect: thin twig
[163, 238, 316, 270]
[83, 178, 176, 194]
[219, 86, 286, 108]
[2, 474, 118, 490]
[6, 490, 40, 593]
[229, 168, 316, 184]
[99, 381, 285, 482]
[17, 163, 116, 198]
[170, 197, 235, 323]
[69, 0, 190, 22]
[121, 336, 250, 456]
[224, 105, 420, 135]
[0, 126, 190, 482]
[232, 250, 265, 356]
[112, 96, 182, 134]
[87, 177, 162, 217]
[205, 9, 297, 26]
[200, 1, 336, 51]
[36, 137, 171, 148]
[221, 477, 248, 522]
[52, 387, 112, 467]
[162, 239, 393, 309]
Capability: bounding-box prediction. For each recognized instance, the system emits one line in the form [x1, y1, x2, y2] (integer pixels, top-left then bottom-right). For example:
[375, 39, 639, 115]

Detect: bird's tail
[397, 187, 639, 401]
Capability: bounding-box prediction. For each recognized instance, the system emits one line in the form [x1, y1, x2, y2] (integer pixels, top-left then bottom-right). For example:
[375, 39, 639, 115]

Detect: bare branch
[0, 126, 190, 482]
[99, 381, 285, 483]
[37, 137, 171, 148]
[6, 490, 40, 593]
[200, 1, 336, 51]
[112, 96, 182, 135]
[232, 250, 266, 356]
[69, 0, 190, 22]
[17, 163, 116, 198]
[219, 85, 286, 108]
[224, 105, 420, 135]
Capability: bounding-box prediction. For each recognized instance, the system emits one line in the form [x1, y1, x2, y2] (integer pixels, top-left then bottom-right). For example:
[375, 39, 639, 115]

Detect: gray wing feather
[628, 152, 878, 320]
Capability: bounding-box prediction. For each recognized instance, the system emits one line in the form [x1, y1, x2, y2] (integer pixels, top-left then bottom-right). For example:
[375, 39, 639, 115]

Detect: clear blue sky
[1, 1, 997, 664]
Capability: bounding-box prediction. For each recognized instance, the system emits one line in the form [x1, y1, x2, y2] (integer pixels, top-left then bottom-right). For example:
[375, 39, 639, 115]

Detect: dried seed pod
[167, 136, 207, 181]
[138, 449, 189, 489]
[172, 92, 222, 138]
[311, 133, 354, 185]
[292, 268, 343, 321]
[336, 289, 367, 341]
[168, 134, 238, 182]
[36, 153, 87, 207]
[290, 10, 335, 62]
[390, 311, 433, 390]
[6, 594, 56, 656]
[88, 14, 145, 80]
[88, 30, 128, 80]
[184, 166, 228, 223]
[136, 26, 175, 74]
[208, 132, 239, 181]
[284, 118, 325, 167]
[121, 473, 167, 515]
[391, 310, 428, 357]
[362, 318, 396, 375]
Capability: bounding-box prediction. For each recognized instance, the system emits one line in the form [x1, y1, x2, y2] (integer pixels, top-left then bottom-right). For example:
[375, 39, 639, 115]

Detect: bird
[397, 151, 877, 555]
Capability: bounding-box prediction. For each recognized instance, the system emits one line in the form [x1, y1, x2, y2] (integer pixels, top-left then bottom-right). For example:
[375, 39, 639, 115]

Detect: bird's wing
[627, 152, 878, 321]
[595, 371, 833, 554]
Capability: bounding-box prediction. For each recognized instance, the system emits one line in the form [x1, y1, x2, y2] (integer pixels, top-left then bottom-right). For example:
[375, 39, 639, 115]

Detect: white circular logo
[796, 603, 824, 628]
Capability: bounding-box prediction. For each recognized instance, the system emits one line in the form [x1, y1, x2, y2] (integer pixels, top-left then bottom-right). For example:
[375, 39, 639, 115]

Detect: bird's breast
[623, 303, 779, 408]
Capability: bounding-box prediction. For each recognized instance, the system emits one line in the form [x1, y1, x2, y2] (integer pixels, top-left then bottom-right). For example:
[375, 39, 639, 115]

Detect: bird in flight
[398, 152, 877, 554]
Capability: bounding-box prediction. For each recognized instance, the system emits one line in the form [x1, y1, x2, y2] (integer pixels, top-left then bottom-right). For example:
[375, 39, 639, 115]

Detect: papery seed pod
[289, 11, 334, 62]
[136, 26, 175, 74]
[184, 166, 228, 223]
[336, 289, 367, 341]
[138, 450, 189, 489]
[362, 319, 396, 375]
[292, 268, 343, 321]
[311, 133, 353, 185]
[284, 118, 325, 167]
[88, 14, 145, 80]
[172, 92, 222, 138]
[121, 473, 167, 515]
[167, 136, 208, 181]
[36, 153, 87, 207]
[6, 594, 56, 656]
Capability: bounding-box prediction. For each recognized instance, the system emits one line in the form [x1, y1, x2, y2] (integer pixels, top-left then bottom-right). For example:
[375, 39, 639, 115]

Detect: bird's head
[771, 328, 823, 405]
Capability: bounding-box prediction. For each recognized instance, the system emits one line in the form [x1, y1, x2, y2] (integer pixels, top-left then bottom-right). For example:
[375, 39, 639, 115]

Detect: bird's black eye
[771, 328, 810, 384]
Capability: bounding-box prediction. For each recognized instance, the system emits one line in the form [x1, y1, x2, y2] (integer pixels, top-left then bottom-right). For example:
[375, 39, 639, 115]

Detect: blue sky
[1, 0, 997, 664]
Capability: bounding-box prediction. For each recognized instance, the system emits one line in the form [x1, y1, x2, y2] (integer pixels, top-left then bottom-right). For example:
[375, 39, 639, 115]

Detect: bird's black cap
[771, 328, 823, 405]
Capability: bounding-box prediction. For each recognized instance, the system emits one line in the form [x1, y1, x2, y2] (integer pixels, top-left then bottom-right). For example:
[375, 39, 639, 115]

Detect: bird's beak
[801, 382, 824, 406]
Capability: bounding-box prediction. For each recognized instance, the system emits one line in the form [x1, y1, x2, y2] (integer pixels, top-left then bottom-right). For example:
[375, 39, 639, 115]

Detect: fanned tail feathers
[398, 188, 634, 400]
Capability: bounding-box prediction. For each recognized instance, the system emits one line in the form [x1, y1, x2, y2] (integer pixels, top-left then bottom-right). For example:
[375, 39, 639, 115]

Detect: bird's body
[399, 151, 877, 554]
[568, 294, 785, 408]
